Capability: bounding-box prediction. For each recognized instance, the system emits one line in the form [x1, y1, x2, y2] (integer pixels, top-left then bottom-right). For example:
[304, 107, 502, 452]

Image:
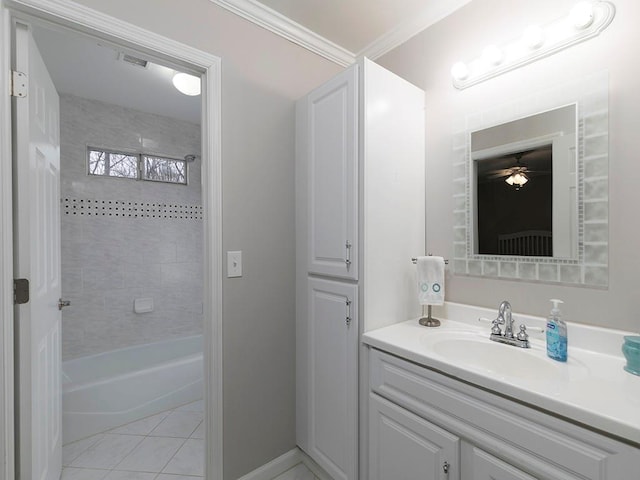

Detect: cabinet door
[369, 394, 460, 480]
[466, 447, 536, 480]
[306, 64, 358, 279]
[307, 278, 358, 480]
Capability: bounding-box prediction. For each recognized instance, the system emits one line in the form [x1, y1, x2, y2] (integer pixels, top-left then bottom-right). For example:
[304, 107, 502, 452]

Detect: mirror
[471, 104, 577, 259]
[450, 72, 609, 286]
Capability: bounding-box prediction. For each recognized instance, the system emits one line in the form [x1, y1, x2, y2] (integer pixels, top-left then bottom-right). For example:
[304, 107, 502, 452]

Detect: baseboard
[297, 449, 334, 480]
[237, 448, 302, 480]
[236, 447, 334, 480]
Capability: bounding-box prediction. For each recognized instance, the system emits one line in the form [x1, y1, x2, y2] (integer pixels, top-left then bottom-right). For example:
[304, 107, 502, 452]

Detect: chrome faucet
[490, 301, 530, 348]
[499, 301, 514, 338]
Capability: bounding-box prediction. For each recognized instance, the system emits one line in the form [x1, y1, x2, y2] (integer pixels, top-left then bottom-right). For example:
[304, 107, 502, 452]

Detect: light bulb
[570, 1, 594, 29]
[172, 72, 201, 96]
[523, 25, 544, 49]
[482, 45, 504, 66]
[506, 172, 528, 187]
[451, 62, 469, 81]
[514, 173, 528, 185]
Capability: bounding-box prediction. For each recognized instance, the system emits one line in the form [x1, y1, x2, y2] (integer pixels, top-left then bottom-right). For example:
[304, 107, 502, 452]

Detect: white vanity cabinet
[464, 446, 538, 480]
[368, 348, 640, 480]
[369, 393, 459, 480]
[296, 58, 425, 480]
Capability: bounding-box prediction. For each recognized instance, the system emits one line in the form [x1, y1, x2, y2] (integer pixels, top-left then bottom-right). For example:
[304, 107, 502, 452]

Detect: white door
[13, 21, 62, 480]
[552, 133, 577, 258]
[306, 65, 358, 280]
[369, 394, 460, 480]
[307, 277, 358, 480]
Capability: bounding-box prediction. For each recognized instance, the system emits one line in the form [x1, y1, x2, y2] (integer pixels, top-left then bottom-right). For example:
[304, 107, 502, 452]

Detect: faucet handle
[516, 324, 529, 342]
[491, 317, 502, 335]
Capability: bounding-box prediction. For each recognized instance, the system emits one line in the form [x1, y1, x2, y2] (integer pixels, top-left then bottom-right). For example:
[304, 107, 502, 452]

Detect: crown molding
[209, 0, 355, 67]
[358, 0, 472, 59]
[209, 0, 471, 66]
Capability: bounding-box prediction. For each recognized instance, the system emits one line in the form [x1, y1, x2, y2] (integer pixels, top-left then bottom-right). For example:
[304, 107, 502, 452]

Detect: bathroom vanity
[363, 304, 640, 480]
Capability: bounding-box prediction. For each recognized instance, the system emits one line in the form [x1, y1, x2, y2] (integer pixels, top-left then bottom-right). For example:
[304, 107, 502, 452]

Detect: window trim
[87, 147, 188, 185]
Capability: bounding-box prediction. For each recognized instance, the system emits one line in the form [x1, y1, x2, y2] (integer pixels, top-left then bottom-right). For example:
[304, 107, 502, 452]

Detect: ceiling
[29, 1, 471, 124]
[32, 25, 201, 124]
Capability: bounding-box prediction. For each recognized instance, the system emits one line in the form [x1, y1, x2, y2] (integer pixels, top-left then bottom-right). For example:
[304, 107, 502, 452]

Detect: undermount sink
[420, 331, 588, 382]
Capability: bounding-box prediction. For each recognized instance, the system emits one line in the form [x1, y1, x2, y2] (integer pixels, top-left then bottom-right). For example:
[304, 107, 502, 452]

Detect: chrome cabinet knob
[58, 298, 71, 310]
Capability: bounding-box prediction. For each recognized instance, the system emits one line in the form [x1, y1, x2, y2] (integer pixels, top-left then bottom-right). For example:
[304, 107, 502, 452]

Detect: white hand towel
[417, 256, 445, 306]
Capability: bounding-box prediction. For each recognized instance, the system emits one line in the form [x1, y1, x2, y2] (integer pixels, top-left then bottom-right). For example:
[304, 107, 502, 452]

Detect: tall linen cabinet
[296, 57, 425, 480]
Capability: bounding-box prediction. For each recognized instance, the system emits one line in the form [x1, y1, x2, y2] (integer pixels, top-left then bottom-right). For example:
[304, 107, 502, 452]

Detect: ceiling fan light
[506, 172, 529, 187]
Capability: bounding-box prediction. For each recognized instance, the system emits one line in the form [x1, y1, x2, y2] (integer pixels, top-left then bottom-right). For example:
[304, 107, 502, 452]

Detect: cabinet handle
[442, 461, 450, 476]
[345, 299, 352, 327]
[58, 298, 71, 310]
[345, 241, 352, 269]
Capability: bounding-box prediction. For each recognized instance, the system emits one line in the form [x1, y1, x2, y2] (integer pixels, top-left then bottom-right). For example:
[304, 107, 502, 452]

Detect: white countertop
[362, 302, 640, 445]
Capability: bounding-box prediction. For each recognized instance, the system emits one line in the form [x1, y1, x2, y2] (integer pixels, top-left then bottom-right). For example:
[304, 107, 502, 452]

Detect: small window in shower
[87, 148, 188, 185]
[88, 149, 138, 179]
[142, 155, 187, 184]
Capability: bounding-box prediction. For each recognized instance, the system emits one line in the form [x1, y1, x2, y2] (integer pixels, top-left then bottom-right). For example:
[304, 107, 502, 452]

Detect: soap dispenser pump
[546, 299, 567, 362]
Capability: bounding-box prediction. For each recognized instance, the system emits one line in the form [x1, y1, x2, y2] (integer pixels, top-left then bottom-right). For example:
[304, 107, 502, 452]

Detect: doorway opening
[1, 2, 222, 479]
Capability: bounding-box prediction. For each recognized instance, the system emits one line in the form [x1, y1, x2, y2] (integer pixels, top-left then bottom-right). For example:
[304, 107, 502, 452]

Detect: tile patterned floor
[271, 463, 319, 480]
[61, 400, 205, 480]
[62, 398, 320, 480]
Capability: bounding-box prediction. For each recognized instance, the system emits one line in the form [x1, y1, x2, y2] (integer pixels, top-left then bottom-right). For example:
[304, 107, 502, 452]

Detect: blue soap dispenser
[546, 299, 567, 362]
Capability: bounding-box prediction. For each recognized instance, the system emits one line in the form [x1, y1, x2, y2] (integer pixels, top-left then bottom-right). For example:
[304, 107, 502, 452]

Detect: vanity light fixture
[451, 61, 470, 81]
[570, 1, 595, 29]
[522, 25, 545, 50]
[482, 45, 504, 66]
[172, 72, 201, 96]
[451, 1, 615, 89]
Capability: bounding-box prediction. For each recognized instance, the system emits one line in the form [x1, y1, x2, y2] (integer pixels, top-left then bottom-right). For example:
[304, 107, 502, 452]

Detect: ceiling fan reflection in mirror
[482, 146, 552, 190]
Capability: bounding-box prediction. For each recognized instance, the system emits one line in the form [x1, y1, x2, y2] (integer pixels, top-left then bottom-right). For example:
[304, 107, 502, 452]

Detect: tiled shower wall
[60, 94, 202, 360]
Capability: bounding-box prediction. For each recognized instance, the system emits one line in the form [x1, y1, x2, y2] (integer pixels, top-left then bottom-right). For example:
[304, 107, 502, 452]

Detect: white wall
[66, 0, 341, 478]
[59, 94, 203, 360]
[379, 0, 640, 332]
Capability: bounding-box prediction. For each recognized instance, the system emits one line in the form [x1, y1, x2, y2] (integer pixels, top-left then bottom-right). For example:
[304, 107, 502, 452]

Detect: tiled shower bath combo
[59, 94, 204, 445]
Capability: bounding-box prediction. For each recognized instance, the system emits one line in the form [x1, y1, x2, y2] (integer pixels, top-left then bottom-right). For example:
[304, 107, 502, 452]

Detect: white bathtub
[62, 335, 203, 444]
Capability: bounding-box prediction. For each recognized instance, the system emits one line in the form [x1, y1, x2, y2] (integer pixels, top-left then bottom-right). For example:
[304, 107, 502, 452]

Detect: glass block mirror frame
[451, 71, 609, 287]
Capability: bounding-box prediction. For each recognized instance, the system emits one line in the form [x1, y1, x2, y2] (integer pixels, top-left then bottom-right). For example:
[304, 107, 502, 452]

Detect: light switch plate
[227, 250, 242, 278]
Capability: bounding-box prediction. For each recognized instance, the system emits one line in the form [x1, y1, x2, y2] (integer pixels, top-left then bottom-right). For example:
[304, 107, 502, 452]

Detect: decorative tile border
[451, 71, 608, 287]
[62, 197, 203, 220]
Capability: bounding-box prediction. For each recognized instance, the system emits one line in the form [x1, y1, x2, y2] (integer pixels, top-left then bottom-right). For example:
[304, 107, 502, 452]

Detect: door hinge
[11, 70, 27, 98]
[14, 278, 29, 305]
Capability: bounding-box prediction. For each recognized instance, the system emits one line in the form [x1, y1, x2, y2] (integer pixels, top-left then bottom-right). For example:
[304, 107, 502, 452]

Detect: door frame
[0, 1, 223, 479]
